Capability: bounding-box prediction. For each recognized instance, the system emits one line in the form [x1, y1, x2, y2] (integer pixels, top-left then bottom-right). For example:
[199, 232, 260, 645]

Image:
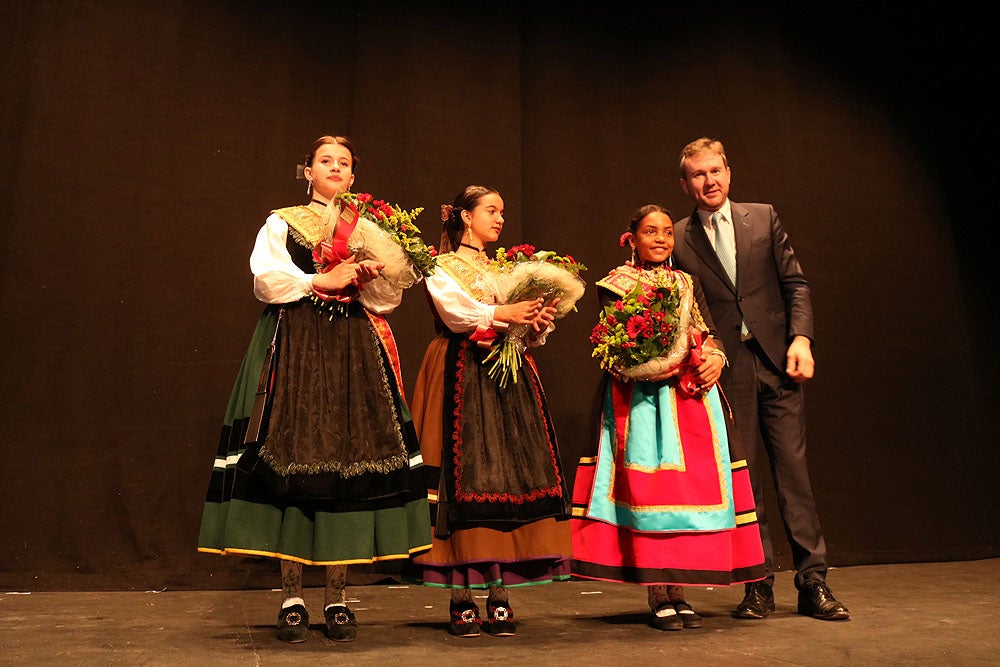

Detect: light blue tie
[712, 212, 736, 285]
[713, 212, 749, 338]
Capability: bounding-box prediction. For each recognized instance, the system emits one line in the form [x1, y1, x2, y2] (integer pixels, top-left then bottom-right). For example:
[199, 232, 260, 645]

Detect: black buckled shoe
[324, 604, 358, 642]
[649, 603, 683, 631]
[797, 581, 851, 621]
[448, 601, 482, 637]
[484, 601, 516, 636]
[277, 603, 310, 643]
[733, 582, 775, 619]
[673, 600, 703, 629]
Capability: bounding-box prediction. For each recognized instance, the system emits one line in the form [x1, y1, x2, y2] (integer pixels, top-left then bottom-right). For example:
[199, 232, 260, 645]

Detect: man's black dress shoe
[797, 581, 851, 620]
[733, 582, 775, 619]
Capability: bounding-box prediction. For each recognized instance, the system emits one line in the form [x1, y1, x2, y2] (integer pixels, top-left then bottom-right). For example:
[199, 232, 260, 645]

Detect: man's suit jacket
[672, 201, 813, 374]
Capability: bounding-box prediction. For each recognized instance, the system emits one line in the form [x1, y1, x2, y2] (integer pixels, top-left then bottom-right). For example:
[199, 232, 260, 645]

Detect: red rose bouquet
[590, 268, 707, 392]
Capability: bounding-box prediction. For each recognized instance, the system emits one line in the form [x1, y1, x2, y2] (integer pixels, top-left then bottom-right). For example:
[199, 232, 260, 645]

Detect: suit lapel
[729, 202, 753, 289]
[684, 207, 736, 294]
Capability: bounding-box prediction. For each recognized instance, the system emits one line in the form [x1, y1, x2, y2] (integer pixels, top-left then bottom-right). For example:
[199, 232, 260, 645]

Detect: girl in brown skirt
[405, 185, 573, 637]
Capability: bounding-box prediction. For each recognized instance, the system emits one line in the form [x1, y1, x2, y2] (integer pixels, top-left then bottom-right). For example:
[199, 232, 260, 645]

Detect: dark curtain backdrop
[1, 1, 995, 591]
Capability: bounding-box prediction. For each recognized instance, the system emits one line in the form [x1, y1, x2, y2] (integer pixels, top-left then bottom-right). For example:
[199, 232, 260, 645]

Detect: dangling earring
[306, 179, 313, 195]
[630, 247, 637, 266]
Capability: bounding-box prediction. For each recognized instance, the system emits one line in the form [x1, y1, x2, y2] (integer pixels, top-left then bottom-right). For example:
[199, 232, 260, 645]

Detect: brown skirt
[407, 335, 571, 585]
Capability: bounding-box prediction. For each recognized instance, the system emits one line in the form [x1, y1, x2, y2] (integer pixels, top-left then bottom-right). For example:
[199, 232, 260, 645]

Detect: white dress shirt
[248, 213, 401, 314]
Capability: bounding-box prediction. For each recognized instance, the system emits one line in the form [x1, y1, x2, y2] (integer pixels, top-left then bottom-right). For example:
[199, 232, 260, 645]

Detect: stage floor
[2, 558, 997, 665]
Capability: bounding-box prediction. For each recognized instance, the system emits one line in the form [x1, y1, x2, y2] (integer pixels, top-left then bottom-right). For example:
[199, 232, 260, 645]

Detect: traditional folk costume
[571, 264, 766, 591]
[405, 252, 572, 633]
[198, 203, 431, 568]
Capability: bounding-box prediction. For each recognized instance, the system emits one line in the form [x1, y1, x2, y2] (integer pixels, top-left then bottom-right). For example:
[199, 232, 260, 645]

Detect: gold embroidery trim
[596, 265, 696, 298]
[435, 254, 497, 302]
[272, 205, 328, 249]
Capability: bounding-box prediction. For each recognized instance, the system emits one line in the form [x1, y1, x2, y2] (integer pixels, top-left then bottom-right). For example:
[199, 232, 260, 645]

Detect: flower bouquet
[482, 244, 587, 388]
[590, 268, 705, 387]
[311, 192, 437, 315]
[335, 191, 437, 282]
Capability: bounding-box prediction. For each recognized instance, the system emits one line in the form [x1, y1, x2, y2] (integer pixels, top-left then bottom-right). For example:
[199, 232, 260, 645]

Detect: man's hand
[786, 335, 815, 382]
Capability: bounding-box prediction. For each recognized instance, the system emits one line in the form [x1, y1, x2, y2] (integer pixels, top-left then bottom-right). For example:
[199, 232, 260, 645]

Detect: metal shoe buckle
[458, 608, 479, 624]
[332, 611, 351, 625]
[284, 611, 303, 626]
[491, 606, 510, 622]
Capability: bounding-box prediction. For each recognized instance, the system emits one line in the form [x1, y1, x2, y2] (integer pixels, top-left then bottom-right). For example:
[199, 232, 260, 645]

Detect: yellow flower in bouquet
[483, 244, 587, 388]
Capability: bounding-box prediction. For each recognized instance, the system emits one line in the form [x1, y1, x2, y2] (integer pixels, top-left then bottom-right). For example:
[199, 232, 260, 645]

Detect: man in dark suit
[671, 137, 849, 621]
